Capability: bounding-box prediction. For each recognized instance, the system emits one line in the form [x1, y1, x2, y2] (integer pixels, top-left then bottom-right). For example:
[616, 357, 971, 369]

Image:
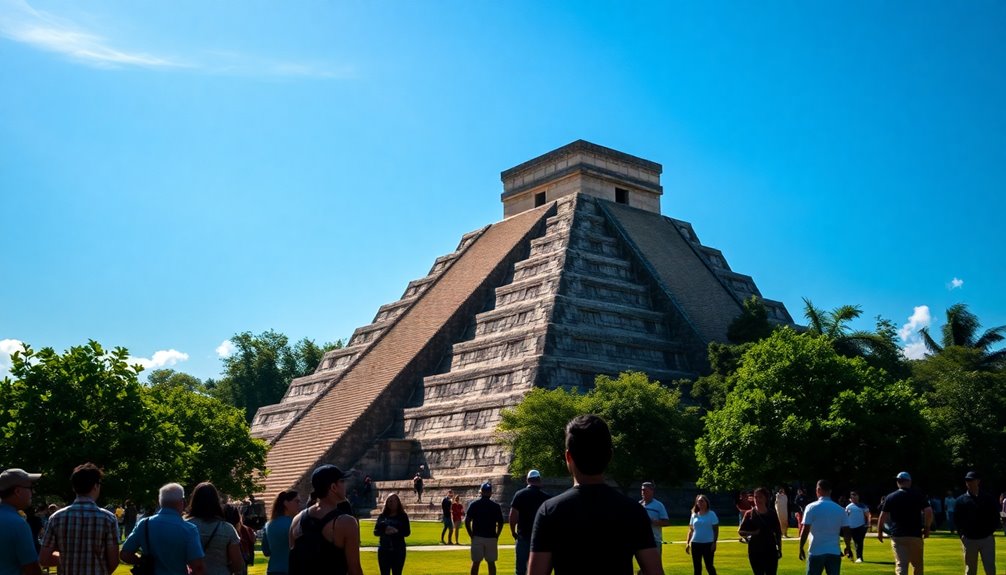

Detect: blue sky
[1, 0, 1003, 380]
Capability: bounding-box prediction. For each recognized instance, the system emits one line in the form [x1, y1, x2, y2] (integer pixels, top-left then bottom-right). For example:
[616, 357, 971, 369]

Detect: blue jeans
[515, 537, 530, 575]
[807, 553, 841, 575]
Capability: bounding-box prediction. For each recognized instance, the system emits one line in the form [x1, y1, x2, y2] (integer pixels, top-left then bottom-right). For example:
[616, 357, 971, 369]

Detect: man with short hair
[877, 471, 933, 575]
[639, 482, 669, 557]
[442, 489, 455, 545]
[465, 483, 504, 575]
[954, 471, 998, 575]
[120, 483, 206, 575]
[509, 470, 550, 575]
[40, 463, 119, 575]
[0, 468, 43, 575]
[529, 415, 662, 575]
[288, 464, 363, 575]
[798, 479, 852, 575]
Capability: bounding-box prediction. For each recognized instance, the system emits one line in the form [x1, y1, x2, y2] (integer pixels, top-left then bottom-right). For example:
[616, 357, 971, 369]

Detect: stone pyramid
[252, 141, 793, 509]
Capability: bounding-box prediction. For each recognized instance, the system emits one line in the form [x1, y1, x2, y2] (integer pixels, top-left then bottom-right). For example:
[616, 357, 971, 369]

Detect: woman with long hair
[450, 494, 464, 545]
[373, 493, 410, 575]
[223, 504, 256, 575]
[186, 482, 243, 575]
[738, 487, 782, 575]
[263, 490, 300, 575]
[686, 494, 719, 575]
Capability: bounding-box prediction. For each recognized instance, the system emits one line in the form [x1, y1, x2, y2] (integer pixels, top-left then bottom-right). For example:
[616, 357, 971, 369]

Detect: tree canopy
[497, 371, 700, 490]
[0, 341, 268, 503]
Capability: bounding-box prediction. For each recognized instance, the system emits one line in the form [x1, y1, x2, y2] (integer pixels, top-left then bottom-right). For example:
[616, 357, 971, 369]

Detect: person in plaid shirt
[39, 463, 119, 575]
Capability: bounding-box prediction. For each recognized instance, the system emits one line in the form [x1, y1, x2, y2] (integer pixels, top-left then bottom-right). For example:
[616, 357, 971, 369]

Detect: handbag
[131, 520, 156, 575]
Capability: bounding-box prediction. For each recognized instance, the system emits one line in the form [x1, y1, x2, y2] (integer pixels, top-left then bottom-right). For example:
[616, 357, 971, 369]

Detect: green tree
[727, 296, 775, 344]
[210, 331, 343, 422]
[585, 372, 700, 489]
[147, 368, 206, 392]
[497, 387, 583, 479]
[695, 328, 935, 490]
[803, 299, 907, 376]
[919, 303, 1006, 370]
[497, 372, 699, 490]
[146, 380, 268, 497]
[0, 341, 185, 502]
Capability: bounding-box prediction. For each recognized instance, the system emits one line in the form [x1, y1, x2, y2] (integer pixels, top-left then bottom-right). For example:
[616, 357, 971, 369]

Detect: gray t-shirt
[187, 518, 240, 575]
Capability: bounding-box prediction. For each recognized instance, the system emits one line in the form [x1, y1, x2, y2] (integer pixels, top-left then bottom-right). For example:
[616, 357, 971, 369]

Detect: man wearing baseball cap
[954, 471, 999, 575]
[465, 482, 504, 575]
[510, 470, 550, 575]
[0, 468, 42, 575]
[288, 464, 362, 575]
[877, 471, 932, 575]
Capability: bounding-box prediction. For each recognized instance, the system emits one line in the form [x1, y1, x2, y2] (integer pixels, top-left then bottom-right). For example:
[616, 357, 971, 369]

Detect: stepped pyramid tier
[252, 140, 794, 510]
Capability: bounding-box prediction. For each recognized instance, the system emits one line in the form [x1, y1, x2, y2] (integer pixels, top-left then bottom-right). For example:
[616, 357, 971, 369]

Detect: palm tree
[920, 303, 1006, 370]
[802, 299, 906, 375]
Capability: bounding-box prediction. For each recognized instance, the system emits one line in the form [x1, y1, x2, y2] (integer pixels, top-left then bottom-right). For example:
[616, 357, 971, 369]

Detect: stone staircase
[368, 194, 701, 518]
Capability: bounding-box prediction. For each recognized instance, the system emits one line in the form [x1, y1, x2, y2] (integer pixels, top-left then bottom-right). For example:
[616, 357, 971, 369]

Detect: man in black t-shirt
[877, 471, 933, 575]
[510, 470, 550, 575]
[465, 483, 504, 575]
[529, 415, 662, 575]
[954, 471, 999, 575]
[441, 489, 455, 544]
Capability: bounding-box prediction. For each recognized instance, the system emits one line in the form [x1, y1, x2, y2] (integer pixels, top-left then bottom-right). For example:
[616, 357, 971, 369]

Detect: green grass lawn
[115, 521, 1006, 575]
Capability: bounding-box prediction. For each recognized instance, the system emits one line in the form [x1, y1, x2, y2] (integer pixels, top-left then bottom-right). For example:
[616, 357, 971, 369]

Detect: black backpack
[288, 508, 343, 575]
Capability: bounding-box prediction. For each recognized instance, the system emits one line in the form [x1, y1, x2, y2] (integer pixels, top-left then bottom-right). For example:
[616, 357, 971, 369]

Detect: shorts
[470, 535, 499, 562]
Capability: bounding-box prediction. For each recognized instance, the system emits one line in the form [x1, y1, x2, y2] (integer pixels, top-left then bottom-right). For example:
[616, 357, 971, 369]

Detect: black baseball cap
[964, 471, 980, 481]
[311, 465, 347, 498]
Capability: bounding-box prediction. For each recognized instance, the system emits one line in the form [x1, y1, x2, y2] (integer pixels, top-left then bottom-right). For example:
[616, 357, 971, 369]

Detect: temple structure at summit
[251, 140, 793, 512]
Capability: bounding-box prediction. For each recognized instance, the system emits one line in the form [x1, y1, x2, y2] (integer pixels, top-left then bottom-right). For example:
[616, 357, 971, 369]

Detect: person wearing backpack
[185, 483, 242, 575]
[288, 465, 362, 575]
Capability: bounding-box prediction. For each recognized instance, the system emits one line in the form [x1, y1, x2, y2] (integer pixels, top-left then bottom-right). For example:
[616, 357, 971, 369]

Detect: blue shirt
[0, 503, 38, 575]
[262, 515, 292, 574]
[641, 499, 668, 544]
[803, 497, 849, 556]
[122, 508, 204, 575]
[689, 510, 718, 544]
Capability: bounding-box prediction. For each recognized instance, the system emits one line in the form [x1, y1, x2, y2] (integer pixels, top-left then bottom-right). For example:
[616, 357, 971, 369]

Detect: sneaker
[855, 559, 863, 564]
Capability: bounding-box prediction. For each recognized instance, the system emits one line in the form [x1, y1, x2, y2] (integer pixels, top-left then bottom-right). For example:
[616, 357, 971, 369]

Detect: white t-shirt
[803, 497, 849, 556]
[845, 503, 868, 529]
[689, 510, 719, 544]
[774, 492, 788, 517]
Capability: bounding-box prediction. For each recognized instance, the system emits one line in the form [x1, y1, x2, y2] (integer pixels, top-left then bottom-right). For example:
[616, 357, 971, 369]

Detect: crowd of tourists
[4, 417, 1006, 575]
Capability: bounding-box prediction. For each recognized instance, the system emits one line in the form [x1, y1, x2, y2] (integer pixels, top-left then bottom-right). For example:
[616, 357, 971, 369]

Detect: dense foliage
[497, 371, 700, 490]
[0, 341, 267, 503]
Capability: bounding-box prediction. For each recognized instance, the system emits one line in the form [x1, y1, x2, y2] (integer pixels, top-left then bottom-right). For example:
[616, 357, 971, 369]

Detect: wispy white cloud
[216, 340, 235, 358]
[949, 277, 964, 290]
[0, 0, 349, 78]
[129, 349, 189, 370]
[0, 338, 26, 379]
[0, 0, 182, 68]
[899, 305, 932, 360]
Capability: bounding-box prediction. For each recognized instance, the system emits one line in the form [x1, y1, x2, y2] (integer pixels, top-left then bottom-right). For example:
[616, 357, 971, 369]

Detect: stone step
[421, 360, 537, 402]
[403, 393, 527, 437]
[568, 231, 623, 259]
[547, 323, 683, 369]
[472, 300, 550, 338]
[534, 356, 696, 389]
[512, 251, 565, 282]
[401, 274, 437, 299]
[449, 326, 546, 371]
[565, 251, 636, 282]
[552, 295, 670, 338]
[348, 320, 392, 346]
[317, 344, 368, 372]
[493, 272, 562, 307]
[561, 272, 652, 308]
[373, 295, 420, 323]
[427, 252, 460, 276]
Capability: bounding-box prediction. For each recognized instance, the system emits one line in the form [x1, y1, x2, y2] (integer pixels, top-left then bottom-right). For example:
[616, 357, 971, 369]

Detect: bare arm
[528, 551, 552, 575]
[288, 512, 302, 550]
[685, 525, 694, 553]
[334, 516, 363, 575]
[923, 507, 933, 537]
[711, 525, 719, 552]
[188, 558, 205, 575]
[635, 547, 664, 575]
[798, 522, 810, 560]
[226, 542, 243, 574]
[876, 511, 887, 542]
[509, 508, 519, 539]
